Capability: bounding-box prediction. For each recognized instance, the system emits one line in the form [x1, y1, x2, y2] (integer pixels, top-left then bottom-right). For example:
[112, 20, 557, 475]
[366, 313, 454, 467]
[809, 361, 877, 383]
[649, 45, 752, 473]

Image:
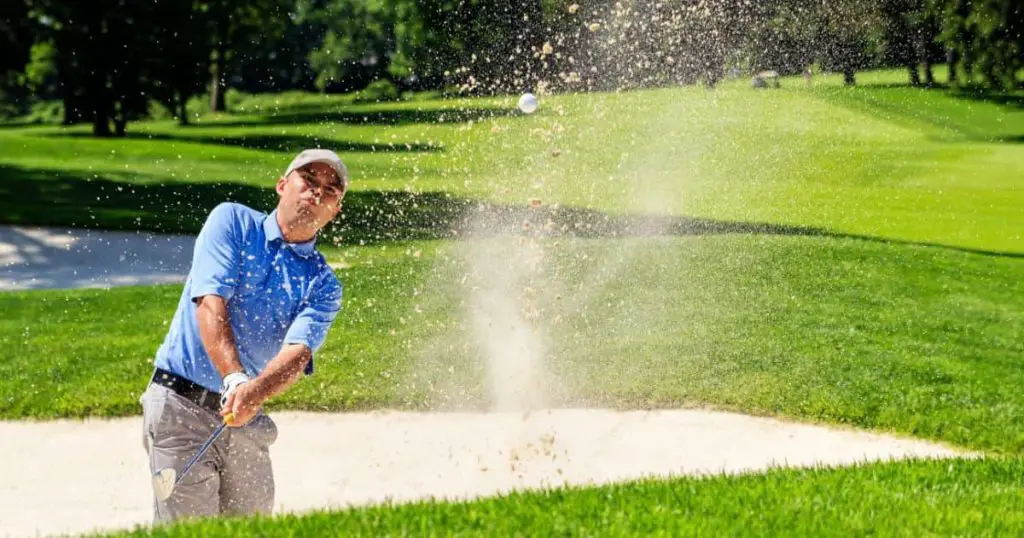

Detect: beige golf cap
[284, 149, 349, 189]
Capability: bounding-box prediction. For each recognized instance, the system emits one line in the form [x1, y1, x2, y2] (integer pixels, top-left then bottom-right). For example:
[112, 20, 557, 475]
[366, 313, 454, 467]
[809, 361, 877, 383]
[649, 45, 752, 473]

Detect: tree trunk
[92, 106, 111, 137]
[209, 50, 226, 112]
[63, 93, 77, 126]
[914, 32, 932, 87]
[908, 63, 921, 86]
[947, 49, 958, 84]
[90, 72, 111, 137]
[178, 91, 189, 125]
[209, 13, 229, 112]
[843, 67, 856, 86]
[112, 98, 127, 137]
[58, 57, 78, 125]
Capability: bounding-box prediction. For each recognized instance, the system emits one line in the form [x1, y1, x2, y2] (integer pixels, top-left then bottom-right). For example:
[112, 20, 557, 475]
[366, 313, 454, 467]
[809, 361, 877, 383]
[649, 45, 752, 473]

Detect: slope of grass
[3, 235, 1022, 454]
[3, 69, 1023, 535]
[1, 69, 1021, 251]
[105, 457, 1024, 537]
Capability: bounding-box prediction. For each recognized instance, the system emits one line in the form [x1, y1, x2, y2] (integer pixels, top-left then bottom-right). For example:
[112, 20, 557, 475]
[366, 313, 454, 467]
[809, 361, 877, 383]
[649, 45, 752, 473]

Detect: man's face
[276, 162, 345, 230]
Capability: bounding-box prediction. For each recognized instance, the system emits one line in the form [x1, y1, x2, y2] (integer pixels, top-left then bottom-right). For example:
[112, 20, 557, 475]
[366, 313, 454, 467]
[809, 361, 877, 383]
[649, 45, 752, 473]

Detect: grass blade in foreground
[105, 457, 1024, 537]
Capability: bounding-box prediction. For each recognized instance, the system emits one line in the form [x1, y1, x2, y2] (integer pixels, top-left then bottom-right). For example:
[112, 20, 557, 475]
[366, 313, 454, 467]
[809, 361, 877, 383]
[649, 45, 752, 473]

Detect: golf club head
[152, 467, 177, 501]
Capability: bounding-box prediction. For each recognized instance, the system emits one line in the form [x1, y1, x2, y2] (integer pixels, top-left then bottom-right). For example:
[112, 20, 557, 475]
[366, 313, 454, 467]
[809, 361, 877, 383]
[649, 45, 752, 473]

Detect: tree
[302, 0, 395, 92]
[40, 0, 153, 135]
[200, 0, 291, 112]
[881, 0, 940, 86]
[0, 0, 37, 116]
[930, 0, 1023, 89]
[147, 0, 210, 125]
[38, 0, 196, 135]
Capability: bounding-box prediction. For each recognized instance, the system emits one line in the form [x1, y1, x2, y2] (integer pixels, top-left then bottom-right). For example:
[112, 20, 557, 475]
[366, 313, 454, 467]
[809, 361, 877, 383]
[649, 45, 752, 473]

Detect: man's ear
[275, 175, 287, 196]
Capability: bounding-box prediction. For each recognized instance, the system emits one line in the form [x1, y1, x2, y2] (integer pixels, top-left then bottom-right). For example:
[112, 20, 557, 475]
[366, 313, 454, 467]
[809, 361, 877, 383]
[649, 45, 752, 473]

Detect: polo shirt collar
[264, 210, 317, 258]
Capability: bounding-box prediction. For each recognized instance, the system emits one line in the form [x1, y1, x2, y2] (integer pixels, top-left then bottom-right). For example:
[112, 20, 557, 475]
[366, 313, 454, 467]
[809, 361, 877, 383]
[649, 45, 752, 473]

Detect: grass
[3, 234, 1022, 454]
[2, 68, 1024, 534]
[105, 458, 1024, 537]
[1, 68, 1021, 251]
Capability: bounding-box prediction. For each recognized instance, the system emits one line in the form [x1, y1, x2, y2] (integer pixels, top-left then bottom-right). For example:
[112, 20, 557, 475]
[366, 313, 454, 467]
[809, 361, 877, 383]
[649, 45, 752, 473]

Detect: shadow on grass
[47, 132, 445, 154]
[1, 163, 1021, 258]
[811, 85, 1024, 143]
[948, 86, 1024, 110]
[0, 122, 41, 130]
[180, 106, 518, 128]
[833, 81, 1023, 110]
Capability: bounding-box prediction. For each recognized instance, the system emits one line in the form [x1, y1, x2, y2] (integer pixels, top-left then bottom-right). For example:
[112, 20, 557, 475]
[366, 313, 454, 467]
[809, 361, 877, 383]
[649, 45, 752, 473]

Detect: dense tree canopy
[1, 0, 1019, 135]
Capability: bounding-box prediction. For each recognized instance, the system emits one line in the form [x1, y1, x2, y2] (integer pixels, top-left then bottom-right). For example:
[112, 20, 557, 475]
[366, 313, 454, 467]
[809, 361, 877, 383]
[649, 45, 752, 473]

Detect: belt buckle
[200, 390, 220, 412]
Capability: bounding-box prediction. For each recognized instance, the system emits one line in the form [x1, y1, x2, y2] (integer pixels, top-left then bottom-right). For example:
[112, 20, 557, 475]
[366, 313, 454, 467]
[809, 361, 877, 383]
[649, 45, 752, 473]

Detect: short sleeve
[188, 203, 243, 302]
[283, 272, 343, 357]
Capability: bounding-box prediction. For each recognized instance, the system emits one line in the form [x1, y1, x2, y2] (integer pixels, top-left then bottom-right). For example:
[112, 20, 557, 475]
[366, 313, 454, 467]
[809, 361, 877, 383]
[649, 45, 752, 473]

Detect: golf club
[152, 413, 234, 501]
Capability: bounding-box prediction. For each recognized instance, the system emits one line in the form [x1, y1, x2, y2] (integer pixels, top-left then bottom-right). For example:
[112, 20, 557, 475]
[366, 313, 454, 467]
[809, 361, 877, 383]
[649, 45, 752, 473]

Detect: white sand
[0, 408, 965, 538]
[0, 226, 194, 291]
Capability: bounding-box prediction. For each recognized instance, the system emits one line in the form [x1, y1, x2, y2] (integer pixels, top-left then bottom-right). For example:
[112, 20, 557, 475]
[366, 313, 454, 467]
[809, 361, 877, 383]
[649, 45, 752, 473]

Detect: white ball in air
[518, 93, 539, 114]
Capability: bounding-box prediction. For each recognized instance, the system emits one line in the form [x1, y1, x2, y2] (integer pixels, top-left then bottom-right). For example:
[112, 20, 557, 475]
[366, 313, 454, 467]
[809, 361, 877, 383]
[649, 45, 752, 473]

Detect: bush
[23, 100, 62, 124]
[353, 79, 401, 103]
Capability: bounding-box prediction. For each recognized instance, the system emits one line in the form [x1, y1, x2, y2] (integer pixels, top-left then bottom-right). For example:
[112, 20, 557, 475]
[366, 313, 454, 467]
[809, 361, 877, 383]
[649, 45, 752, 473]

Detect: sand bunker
[0, 227, 971, 537]
[0, 408, 964, 538]
[0, 226, 194, 291]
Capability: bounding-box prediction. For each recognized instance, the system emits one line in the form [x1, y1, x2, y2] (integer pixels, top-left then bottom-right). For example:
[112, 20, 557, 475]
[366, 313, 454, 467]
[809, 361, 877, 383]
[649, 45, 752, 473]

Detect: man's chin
[297, 212, 329, 229]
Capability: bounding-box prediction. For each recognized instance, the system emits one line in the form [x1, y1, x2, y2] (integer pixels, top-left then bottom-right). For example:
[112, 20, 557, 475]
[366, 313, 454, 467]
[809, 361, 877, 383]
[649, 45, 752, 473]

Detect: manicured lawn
[3, 235, 1022, 454]
[1, 69, 1021, 251]
[3, 68, 1023, 535]
[106, 457, 1024, 537]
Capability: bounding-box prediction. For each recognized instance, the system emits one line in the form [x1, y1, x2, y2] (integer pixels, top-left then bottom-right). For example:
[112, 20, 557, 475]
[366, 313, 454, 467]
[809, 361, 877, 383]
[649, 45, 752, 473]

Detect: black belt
[150, 367, 222, 413]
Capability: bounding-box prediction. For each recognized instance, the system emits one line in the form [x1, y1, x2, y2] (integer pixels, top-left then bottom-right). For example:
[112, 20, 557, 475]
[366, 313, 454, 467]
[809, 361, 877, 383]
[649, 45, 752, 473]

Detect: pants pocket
[245, 414, 279, 448]
[140, 384, 168, 451]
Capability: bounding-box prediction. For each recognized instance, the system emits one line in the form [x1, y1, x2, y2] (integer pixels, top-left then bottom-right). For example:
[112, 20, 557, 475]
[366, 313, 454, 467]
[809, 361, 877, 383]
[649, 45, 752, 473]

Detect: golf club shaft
[175, 417, 231, 486]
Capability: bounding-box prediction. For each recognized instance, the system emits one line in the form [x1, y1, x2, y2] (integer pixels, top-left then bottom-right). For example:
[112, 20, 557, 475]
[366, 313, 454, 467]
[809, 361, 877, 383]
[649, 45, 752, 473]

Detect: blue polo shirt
[154, 202, 343, 392]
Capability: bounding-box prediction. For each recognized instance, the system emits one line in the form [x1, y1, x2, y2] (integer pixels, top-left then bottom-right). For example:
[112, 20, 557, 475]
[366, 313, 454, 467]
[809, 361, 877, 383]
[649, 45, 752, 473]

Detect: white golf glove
[220, 371, 251, 407]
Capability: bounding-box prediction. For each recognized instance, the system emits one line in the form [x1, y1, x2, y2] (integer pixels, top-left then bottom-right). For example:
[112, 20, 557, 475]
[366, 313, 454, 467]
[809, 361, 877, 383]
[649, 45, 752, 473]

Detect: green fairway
[3, 68, 1023, 534]
[4, 234, 1022, 453]
[106, 458, 1024, 537]
[1, 69, 1021, 251]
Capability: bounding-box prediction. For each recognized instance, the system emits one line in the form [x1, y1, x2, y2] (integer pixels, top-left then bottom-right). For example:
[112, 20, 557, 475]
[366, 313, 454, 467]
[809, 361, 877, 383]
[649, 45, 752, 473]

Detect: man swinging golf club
[140, 149, 348, 523]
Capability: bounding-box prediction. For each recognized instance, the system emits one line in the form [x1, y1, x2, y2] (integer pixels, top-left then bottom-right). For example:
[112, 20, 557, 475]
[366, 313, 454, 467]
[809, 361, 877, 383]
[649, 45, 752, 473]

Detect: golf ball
[518, 93, 539, 114]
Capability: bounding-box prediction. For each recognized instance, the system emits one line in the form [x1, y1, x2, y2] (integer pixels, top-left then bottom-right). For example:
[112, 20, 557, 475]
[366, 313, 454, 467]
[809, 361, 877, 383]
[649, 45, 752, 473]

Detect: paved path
[0, 226, 194, 291]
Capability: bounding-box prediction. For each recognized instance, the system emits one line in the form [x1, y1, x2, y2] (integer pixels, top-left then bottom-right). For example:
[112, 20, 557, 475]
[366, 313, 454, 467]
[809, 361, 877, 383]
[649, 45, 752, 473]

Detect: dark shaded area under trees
[1, 0, 1020, 136]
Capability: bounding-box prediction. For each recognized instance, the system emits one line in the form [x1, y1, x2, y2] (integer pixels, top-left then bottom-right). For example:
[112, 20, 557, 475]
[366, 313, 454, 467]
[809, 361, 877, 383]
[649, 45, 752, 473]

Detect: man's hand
[218, 344, 311, 427]
[220, 371, 250, 407]
[220, 381, 263, 427]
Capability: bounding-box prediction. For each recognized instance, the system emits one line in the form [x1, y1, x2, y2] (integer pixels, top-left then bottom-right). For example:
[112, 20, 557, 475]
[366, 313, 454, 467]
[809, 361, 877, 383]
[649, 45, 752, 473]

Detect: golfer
[139, 149, 348, 522]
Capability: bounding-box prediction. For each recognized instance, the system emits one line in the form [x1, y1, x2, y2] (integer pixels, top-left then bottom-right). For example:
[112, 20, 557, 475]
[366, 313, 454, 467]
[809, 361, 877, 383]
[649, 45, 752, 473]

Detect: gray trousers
[140, 383, 278, 523]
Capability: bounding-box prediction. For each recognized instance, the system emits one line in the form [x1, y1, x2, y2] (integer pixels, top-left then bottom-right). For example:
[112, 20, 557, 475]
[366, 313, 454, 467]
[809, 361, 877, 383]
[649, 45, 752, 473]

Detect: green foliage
[21, 40, 58, 98]
[0, 0, 34, 81]
[24, 100, 62, 124]
[930, 0, 1024, 89]
[354, 79, 401, 103]
[7, 0, 1024, 127]
[303, 0, 399, 92]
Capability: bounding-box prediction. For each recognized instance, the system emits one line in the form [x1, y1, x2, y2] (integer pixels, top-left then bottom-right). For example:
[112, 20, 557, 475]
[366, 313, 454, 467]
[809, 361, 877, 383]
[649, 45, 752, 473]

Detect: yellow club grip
[223, 412, 235, 426]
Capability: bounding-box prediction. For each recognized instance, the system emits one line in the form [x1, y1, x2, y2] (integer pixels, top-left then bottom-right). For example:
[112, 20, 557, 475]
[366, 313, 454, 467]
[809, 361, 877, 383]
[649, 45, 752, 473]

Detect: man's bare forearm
[247, 344, 311, 402]
[195, 295, 245, 378]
